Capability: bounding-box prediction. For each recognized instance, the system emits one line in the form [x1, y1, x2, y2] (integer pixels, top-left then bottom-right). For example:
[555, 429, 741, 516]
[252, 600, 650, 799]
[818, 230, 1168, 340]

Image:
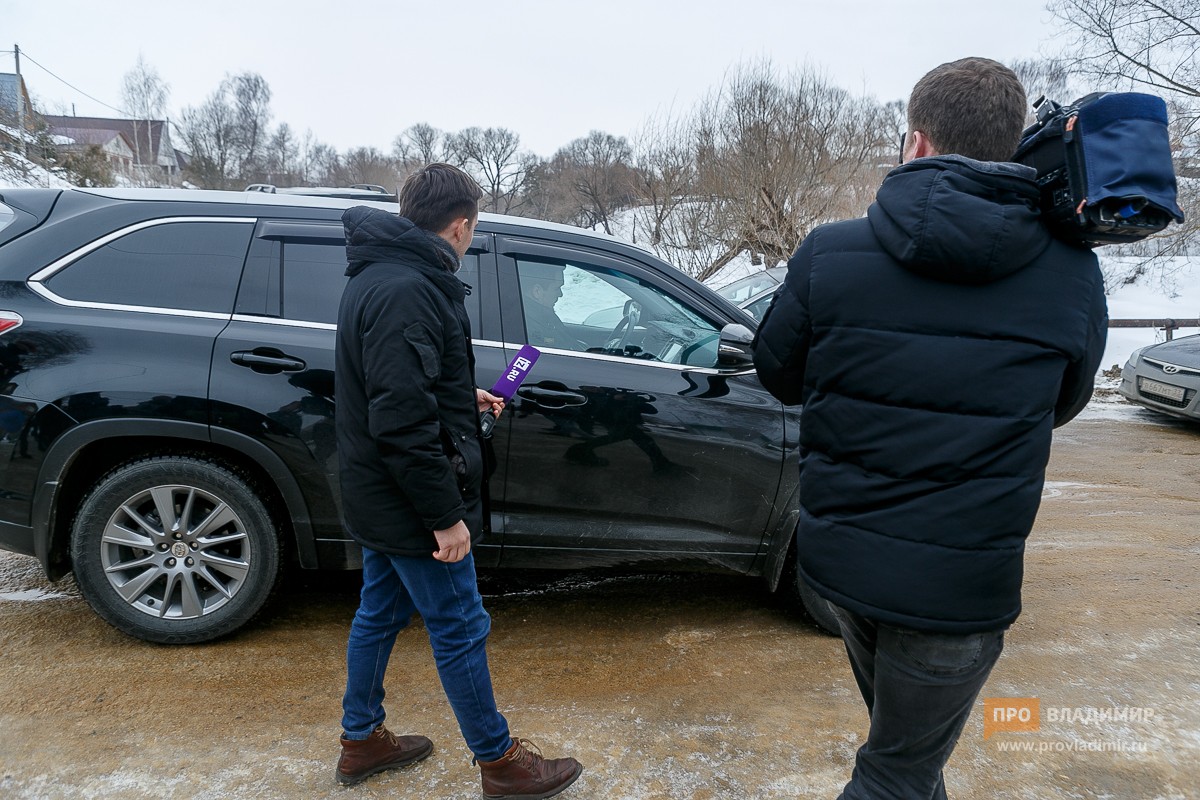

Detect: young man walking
[334, 163, 582, 798]
[752, 58, 1108, 799]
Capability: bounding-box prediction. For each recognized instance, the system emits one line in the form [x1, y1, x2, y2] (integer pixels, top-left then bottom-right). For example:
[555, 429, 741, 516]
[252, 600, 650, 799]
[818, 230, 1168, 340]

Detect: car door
[491, 235, 787, 572]
[209, 219, 505, 568]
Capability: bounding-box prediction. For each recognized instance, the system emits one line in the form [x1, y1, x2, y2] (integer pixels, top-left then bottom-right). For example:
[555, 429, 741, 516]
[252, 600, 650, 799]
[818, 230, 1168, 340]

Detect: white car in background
[1119, 335, 1200, 421]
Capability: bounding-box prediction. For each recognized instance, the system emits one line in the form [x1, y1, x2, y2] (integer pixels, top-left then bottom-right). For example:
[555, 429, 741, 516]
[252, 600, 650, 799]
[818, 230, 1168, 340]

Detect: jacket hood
[342, 205, 461, 279]
[867, 156, 1051, 285]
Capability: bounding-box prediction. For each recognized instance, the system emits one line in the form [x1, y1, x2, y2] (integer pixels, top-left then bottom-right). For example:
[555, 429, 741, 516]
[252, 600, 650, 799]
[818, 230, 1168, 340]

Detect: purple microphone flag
[490, 345, 541, 400]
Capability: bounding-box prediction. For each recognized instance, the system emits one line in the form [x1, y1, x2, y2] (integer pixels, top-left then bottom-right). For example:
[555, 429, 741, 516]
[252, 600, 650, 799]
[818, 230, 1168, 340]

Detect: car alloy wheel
[98, 483, 252, 620]
[72, 457, 280, 644]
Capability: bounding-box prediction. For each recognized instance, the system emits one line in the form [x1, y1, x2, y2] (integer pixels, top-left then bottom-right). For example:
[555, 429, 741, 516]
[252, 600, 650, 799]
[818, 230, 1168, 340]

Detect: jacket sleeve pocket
[404, 323, 441, 381]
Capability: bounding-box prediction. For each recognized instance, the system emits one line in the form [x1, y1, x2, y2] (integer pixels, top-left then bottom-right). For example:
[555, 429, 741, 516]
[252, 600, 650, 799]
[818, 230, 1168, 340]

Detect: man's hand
[476, 388, 505, 419]
[433, 520, 471, 562]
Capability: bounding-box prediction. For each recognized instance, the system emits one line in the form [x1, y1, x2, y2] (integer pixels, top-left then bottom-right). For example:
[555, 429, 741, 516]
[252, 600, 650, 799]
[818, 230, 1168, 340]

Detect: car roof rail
[245, 184, 277, 193]
[348, 184, 390, 194]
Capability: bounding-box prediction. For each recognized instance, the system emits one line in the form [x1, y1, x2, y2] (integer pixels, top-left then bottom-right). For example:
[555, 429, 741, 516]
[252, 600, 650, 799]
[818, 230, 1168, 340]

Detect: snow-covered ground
[1101, 255, 1199, 371]
[0, 150, 75, 189]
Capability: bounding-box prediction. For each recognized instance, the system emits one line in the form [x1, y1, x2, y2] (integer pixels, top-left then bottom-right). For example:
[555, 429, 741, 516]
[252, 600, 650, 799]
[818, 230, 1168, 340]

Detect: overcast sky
[6, 0, 1065, 158]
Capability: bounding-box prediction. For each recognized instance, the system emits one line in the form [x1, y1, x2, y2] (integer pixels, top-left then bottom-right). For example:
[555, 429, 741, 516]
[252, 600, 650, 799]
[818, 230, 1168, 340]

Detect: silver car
[1118, 335, 1200, 420]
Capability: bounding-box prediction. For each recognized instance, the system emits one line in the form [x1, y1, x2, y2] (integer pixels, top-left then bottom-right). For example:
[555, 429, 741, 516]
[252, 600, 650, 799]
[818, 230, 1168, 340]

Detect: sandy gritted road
[0, 401, 1198, 800]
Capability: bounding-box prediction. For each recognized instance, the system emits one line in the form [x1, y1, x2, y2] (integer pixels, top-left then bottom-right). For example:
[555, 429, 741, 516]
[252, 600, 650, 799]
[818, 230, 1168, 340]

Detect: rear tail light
[0, 311, 23, 335]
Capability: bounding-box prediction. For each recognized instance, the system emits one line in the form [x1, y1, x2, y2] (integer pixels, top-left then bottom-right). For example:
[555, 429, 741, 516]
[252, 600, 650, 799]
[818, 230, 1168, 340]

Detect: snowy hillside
[0, 150, 75, 189]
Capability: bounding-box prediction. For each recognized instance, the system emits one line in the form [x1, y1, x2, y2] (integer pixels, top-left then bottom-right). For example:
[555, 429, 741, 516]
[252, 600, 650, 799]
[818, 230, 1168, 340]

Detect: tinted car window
[515, 256, 719, 367]
[238, 235, 481, 329]
[279, 241, 351, 324]
[46, 221, 252, 313]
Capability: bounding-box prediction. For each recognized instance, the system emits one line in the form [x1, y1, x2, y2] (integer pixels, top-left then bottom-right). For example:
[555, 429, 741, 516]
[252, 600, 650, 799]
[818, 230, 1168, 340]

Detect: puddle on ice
[1041, 481, 1102, 499]
[0, 588, 71, 602]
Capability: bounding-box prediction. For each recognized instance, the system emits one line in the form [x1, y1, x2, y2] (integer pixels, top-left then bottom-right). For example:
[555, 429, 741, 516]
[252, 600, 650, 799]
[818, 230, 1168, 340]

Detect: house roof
[54, 127, 135, 151]
[43, 115, 169, 165]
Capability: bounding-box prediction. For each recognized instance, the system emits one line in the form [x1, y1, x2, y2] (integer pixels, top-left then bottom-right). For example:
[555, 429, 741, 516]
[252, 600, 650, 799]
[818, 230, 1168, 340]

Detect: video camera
[1013, 92, 1185, 248]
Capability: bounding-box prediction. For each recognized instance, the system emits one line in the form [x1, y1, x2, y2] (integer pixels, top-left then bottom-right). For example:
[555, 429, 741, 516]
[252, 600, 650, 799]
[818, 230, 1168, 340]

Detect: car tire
[71, 456, 281, 644]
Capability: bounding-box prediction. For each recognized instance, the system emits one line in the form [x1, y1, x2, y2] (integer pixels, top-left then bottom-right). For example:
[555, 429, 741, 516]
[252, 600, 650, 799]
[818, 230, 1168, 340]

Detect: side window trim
[29, 216, 256, 282]
[239, 223, 489, 331]
[27, 216, 256, 319]
[240, 220, 350, 326]
[255, 220, 343, 243]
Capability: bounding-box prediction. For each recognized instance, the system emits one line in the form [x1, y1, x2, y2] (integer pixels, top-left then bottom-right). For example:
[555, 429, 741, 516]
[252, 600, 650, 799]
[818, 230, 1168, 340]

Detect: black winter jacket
[335, 206, 485, 556]
[752, 156, 1108, 633]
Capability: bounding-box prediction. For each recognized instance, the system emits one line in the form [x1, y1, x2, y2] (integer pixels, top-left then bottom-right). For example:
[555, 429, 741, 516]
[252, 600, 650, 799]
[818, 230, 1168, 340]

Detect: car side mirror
[717, 323, 755, 369]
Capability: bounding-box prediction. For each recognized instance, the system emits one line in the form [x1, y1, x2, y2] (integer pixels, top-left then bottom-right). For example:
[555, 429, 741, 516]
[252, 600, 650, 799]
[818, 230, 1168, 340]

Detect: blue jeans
[833, 604, 1005, 800]
[341, 547, 512, 762]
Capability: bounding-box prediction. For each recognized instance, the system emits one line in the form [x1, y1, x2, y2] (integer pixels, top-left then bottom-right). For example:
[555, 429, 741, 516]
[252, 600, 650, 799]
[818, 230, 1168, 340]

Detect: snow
[0, 588, 71, 602]
[1101, 255, 1200, 371]
[0, 150, 75, 189]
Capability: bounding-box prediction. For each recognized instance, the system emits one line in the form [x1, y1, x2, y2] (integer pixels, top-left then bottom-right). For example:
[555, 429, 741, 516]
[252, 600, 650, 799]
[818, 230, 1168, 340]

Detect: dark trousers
[832, 604, 1005, 800]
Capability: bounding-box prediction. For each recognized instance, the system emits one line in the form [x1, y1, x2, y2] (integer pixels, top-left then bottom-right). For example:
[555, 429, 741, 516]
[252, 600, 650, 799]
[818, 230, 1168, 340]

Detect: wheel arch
[34, 419, 316, 579]
[761, 480, 800, 593]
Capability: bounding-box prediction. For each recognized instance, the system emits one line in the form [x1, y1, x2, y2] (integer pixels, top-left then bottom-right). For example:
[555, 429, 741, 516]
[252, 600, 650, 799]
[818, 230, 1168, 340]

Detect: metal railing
[1110, 319, 1200, 341]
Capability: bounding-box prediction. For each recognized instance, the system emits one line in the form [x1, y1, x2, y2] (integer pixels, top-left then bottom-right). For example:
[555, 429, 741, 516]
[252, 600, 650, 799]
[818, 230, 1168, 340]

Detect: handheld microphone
[480, 345, 540, 436]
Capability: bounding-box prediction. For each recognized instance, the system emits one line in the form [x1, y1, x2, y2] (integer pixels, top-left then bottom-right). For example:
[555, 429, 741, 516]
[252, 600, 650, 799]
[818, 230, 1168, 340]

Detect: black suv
[0, 187, 827, 643]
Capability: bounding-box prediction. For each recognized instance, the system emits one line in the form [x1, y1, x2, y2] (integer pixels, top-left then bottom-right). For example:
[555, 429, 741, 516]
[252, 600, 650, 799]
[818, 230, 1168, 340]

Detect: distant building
[53, 127, 137, 171]
[42, 115, 181, 180]
[0, 73, 39, 147]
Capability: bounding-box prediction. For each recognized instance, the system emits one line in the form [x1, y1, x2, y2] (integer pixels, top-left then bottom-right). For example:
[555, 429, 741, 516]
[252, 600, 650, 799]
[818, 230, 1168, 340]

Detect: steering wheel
[604, 299, 641, 352]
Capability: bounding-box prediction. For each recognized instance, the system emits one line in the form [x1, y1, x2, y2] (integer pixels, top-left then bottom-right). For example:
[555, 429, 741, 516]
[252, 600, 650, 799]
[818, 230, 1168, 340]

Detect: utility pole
[14, 43, 26, 156]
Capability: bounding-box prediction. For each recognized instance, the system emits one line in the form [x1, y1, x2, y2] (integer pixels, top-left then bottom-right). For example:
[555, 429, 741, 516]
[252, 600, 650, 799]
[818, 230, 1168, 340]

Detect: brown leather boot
[477, 737, 583, 800]
[335, 725, 433, 785]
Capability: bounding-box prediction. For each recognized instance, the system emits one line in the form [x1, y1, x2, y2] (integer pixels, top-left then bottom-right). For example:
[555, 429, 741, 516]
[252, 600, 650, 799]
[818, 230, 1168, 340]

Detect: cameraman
[752, 57, 1107, 799]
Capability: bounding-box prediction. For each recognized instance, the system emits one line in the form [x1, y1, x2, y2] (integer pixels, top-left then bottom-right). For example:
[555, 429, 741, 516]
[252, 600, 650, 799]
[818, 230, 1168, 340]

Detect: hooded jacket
[335, 206, 484, 556]
[752, 156, 1108, 633]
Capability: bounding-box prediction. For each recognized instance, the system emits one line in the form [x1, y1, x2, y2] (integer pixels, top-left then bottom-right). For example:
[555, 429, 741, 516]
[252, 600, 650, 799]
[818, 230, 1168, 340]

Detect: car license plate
[1139, 378, 1186, 402]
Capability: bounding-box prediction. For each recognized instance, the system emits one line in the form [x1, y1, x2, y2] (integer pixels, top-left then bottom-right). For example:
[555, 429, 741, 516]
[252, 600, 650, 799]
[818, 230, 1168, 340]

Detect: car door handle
[517, 386, 587, 408]
[230, 349, 307, 374]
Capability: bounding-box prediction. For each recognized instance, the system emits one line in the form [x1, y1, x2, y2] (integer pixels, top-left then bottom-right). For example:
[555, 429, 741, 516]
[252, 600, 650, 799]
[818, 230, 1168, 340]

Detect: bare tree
[341, 146, 401, 187]
[1049, 0, 1198, 106]
[178, 72, 274, 189]
[686, 62, 889, 281]
[265, 122, 300, 185]
[1048, 0, 1199, 285]
[444, 126, 536, 214]
[120, 56, 170, 184]
[546, 131, 636, 234]
[230, 73, 272, 181]
[629, 112, 698, 251]
[1009, 57, 1079, 110]
[178, 84, 240, 188]
[392, 123, 444, 166]
[305, 140, 341, 186]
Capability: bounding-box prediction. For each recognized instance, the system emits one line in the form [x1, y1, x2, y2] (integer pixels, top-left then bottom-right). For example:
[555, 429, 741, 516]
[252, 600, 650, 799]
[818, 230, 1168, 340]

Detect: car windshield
[714, 268, 785, 304]
[741, 289, 776, 322]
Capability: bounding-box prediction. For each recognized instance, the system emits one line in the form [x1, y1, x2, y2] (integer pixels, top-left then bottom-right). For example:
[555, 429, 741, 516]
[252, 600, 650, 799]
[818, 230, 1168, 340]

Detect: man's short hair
[397, 163, 482, 233]
[908, 57, 1027, 163]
